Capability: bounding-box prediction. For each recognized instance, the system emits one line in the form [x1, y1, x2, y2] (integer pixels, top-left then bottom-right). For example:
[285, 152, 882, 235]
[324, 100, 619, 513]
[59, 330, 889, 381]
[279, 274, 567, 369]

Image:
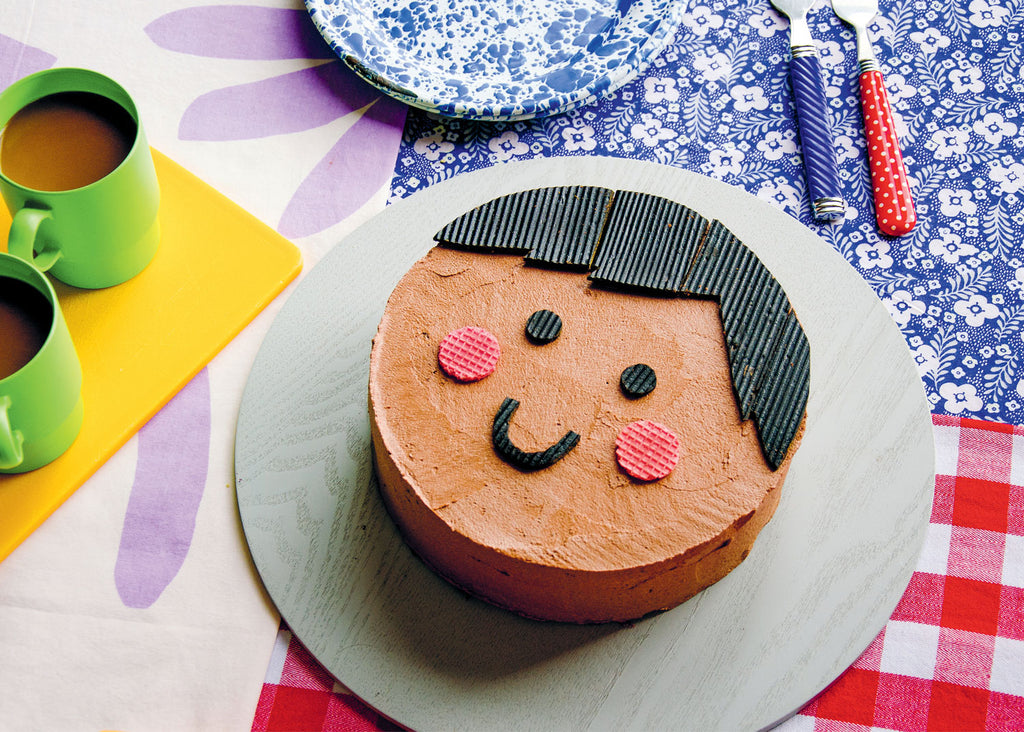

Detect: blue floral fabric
[389, 0, 1024, 424]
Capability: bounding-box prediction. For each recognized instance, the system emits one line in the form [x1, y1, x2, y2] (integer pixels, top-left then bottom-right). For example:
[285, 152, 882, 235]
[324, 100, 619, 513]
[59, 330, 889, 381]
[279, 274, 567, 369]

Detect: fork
[771, 0, 846, 222]
[832, 0, 917, 236]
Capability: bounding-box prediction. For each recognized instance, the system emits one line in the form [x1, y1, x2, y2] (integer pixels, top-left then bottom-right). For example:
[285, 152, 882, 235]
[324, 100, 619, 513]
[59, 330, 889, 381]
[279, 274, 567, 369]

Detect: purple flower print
[146, 5, 407, 238]
[109, 5, 407, 609]
[115, 371, 211, 609]
[145, 4, 336, 61]
[178, 65, 379, 142]
[0, 34, 56, 88]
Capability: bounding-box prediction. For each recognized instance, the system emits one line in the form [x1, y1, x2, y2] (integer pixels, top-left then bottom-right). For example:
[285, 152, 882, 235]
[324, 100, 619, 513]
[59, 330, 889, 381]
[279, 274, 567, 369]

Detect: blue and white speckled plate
[305, 0, 688, 121]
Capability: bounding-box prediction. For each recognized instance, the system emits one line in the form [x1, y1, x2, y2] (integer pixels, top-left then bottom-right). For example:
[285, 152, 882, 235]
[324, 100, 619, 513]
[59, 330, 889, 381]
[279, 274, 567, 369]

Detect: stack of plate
[305, 0, 689, 121]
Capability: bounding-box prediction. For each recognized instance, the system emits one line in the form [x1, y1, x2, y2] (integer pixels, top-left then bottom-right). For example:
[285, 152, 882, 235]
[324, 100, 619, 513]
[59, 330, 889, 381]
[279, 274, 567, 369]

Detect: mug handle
[0, 396, 25, 470]
[8, 207, 62, 271]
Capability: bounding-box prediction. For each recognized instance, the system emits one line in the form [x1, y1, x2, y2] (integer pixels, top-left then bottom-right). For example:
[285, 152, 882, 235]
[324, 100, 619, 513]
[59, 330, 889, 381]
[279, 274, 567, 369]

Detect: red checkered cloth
[250, 627, 400, 732]
[252, 415, 1024, 731]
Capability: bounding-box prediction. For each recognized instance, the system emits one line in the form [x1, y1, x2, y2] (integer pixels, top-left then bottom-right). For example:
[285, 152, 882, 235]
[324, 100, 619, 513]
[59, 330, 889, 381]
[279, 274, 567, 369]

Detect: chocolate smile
[492, 397, 580, 471]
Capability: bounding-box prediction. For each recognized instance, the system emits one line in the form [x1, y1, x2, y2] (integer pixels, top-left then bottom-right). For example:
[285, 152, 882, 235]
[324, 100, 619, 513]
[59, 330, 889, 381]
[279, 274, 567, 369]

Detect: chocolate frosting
[369, 246, 804, 623]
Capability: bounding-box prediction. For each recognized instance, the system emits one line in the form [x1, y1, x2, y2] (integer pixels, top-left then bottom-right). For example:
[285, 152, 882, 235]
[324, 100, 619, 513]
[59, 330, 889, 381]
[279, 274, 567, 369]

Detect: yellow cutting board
[0, 150, 302, 562]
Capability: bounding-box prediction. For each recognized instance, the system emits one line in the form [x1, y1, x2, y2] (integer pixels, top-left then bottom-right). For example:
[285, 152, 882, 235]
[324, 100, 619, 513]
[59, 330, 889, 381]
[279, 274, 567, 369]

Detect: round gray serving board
[235, 158, 935, 731]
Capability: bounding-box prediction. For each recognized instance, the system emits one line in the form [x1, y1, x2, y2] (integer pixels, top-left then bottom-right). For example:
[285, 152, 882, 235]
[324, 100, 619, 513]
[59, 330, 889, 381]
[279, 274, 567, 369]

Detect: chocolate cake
[368, 187, 808, 623]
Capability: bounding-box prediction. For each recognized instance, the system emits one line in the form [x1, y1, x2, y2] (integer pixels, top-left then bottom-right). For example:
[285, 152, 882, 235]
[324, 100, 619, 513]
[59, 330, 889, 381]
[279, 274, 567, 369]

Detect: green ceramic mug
[0, 67, 160, 289]
[0, 252, 83, 473]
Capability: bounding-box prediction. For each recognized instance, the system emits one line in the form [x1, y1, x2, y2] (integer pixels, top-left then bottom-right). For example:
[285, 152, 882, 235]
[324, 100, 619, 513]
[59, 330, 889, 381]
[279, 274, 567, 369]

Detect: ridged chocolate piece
[434, 188, 810, 470]
[525, 309, 562, 344]
[591, 191, 707, 292]
[677, 219, 808, 469]
[681, 220, 742, 296]
[620, 363, 657, 398]
[492, 398, 580, 471]
[683, 222, 789, 421]
[751, 313, 810, 469]
[718, 254, 789, 420]
[434, 186, 613, 267]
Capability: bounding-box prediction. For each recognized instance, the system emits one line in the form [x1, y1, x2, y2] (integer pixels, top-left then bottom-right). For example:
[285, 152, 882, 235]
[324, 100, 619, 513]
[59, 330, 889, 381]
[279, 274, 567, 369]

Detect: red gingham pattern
[253, 416, 1024, 731]
[251, 628, 400, 732]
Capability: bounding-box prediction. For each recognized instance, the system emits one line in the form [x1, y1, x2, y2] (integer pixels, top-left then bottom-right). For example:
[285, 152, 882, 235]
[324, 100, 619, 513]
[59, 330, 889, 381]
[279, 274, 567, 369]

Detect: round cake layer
[369, 246, 801, 623]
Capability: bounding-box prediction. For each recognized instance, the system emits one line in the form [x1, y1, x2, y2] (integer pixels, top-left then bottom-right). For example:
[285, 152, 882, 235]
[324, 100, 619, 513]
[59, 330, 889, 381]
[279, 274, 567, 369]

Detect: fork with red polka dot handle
[832, 0, 917, 236]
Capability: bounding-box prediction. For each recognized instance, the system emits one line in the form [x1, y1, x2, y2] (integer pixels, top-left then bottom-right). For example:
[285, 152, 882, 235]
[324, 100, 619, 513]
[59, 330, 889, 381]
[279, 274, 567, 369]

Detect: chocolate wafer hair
[434, 186, 809, 470]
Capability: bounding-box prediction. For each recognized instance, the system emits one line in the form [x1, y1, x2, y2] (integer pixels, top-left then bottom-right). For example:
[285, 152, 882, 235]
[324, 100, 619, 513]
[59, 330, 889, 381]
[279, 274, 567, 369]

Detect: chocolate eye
[525, 309, 562, 345]
[620, 363, 656, 398]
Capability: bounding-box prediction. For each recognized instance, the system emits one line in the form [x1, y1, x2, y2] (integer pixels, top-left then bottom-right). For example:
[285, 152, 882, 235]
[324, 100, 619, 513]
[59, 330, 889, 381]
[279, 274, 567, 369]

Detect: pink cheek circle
[615, 420, 680, 482]
[438, 326, 501, 382]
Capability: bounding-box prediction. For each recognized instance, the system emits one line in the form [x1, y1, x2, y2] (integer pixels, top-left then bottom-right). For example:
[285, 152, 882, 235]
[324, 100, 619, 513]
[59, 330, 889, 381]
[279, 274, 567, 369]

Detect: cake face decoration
[525, 309, 562, 345]
[492, 397, 581, 471]
[434, 185, 613, 267]
[614, 419, 680, 482]
[438, 325, 501, 382]
[434, 186, 810, 471]
[620, 363, 657, 399]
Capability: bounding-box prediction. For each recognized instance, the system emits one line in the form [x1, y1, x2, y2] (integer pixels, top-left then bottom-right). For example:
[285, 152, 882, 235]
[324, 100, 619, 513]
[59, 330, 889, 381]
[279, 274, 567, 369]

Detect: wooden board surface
[235, 157, 935, 731]
[0, 150, 302, 562]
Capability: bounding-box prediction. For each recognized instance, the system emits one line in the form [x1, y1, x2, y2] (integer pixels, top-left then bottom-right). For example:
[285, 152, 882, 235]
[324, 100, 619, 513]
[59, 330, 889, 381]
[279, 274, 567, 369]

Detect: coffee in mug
[0, 68, 160, 289]
[0, 276, 52, 380]
[0, 91, 136, 192]
[0, 253, 83, 473]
